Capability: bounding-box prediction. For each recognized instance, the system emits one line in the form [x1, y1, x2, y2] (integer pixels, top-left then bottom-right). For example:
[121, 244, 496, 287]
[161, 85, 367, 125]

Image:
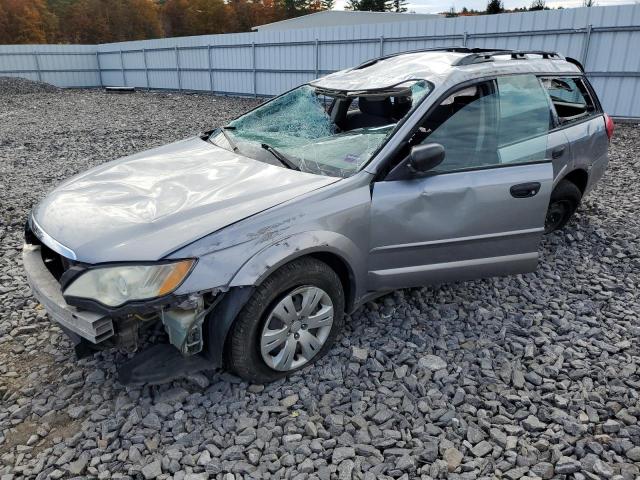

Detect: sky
[333, 0, 635, 13]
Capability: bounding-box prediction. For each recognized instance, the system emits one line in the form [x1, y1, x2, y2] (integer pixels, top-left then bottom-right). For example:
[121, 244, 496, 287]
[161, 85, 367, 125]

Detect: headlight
[64, 259, 195, 307]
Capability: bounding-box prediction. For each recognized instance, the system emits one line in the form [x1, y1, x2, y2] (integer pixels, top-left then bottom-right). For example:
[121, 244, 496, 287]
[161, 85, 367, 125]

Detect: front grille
[41, 242, 71, 281]
[25, 220, 73, 282]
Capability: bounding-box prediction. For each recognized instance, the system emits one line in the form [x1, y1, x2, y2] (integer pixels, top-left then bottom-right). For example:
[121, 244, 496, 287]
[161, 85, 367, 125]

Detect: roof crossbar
[453, 49, 563, 66]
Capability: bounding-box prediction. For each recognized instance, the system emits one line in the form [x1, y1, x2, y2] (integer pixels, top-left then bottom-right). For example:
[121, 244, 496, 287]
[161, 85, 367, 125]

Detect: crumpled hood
[33, 137, 338, 263]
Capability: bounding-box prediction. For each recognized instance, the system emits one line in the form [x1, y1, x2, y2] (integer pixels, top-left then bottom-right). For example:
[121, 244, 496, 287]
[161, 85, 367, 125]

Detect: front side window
[541, 77, 595, 124]
[414, 74, 551, 173]
[209, 82, 431, 177]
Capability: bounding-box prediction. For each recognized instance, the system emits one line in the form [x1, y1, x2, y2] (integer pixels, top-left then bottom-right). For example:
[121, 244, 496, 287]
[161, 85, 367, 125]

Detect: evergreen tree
[529, 0, 546, 10]
[290, 0, 307, 16]
[485, 0, 503, 14]
[348, 0, 391, 11]
[393, 0, 407, 12]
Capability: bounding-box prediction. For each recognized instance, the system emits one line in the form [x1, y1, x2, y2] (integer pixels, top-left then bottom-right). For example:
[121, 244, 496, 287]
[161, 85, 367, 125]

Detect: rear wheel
[545, 179, 582, 234]
[226, 257, 344, 384]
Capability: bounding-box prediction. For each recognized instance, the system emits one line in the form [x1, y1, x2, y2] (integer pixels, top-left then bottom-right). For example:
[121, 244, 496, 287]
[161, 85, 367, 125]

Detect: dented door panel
[368, 162, 554, 290]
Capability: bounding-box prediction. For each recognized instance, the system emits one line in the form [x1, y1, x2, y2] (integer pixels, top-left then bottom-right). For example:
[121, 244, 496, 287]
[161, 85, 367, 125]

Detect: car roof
[310, 48, 582, 94]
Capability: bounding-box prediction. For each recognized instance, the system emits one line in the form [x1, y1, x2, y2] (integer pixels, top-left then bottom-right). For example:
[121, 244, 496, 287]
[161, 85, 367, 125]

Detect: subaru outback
[23, 47, 612, 384]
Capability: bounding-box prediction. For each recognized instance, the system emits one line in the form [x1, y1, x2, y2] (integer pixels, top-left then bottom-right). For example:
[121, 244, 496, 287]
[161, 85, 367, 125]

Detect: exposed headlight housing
[63, 259, 195, 308]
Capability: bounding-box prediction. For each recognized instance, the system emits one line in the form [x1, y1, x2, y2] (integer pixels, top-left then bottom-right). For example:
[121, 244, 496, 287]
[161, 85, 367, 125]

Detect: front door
[368, 74, 558, 291]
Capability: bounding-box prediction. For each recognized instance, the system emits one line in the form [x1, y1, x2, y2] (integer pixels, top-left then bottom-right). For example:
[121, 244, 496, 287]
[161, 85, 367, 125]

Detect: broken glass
[211, 80, 432, 177]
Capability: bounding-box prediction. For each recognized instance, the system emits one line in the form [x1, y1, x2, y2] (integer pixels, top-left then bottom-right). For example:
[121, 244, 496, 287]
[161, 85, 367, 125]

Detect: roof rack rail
[565, 56, 585, 72]
[354, 46, 472, 70]
[454, 49, 562, 66]
[352, 47, 569, 71]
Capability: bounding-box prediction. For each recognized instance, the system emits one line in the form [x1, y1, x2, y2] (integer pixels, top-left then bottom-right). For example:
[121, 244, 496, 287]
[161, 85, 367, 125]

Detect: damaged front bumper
[22, 243, 222, 382]
[22, 244, 115, 344]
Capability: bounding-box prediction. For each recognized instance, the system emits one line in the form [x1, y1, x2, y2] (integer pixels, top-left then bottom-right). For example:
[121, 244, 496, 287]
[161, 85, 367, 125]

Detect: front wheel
[226, 257, 345, 384]
[544, 179, 582, 234]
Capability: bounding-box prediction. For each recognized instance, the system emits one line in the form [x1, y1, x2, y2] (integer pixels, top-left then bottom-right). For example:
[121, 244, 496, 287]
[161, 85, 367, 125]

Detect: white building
[252, 10, 442, 32]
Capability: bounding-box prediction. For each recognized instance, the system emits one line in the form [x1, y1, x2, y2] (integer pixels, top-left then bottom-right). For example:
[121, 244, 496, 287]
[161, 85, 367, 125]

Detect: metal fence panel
[1, 5, 639, 117]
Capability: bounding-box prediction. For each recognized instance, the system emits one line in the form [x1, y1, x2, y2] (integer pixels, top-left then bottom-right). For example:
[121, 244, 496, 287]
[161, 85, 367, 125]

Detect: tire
[226, 257, 345, 384]
[544, 179, 582, 234]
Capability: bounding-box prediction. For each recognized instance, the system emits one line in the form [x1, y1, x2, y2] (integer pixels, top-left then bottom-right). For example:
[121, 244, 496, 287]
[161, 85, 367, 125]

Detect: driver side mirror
[408, 143, 445, 174]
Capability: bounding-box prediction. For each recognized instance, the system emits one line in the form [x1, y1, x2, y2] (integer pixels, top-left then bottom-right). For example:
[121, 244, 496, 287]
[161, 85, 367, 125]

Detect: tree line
[0, 0, 595, 45]
[446, 0, 595, 16]
[0, 0, 333, 44]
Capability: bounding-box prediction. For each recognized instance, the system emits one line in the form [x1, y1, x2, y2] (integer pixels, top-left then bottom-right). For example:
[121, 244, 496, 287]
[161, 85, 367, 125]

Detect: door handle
[510, 182, 541, 198]
[551, 146, 566, 159]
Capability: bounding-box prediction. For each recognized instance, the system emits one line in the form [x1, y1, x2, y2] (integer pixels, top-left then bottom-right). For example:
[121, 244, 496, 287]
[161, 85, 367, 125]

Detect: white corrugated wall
[1, 5, 639, 118]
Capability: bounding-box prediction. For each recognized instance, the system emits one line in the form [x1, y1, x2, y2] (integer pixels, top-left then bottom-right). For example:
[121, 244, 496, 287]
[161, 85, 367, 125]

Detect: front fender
[230, 230, 367, 298]
[171, 174, 372, 300]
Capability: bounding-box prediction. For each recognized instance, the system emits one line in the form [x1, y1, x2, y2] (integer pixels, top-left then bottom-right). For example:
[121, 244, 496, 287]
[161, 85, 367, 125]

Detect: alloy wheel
[260, 285, 334, 371]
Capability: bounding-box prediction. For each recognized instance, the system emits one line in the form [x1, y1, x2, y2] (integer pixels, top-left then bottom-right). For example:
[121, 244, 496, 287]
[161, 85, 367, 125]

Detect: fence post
[143, 48, 150, 90]
[95, 52, 103, 87]
[175, 46, 181, 91]
[33, 52, 42, 82]
[463, 31, 468, 47]
[379, 36, 385, 56]
[581, 23, 593, 67]
[314, 39, 319, 78]
[119, 50, 126, 86]
[252, 42, 257, 98]
[208, 45, 214, 93]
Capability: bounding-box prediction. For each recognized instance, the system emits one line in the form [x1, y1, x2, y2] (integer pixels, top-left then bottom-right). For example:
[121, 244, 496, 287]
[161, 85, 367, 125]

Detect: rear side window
[541, 77, 596, 124]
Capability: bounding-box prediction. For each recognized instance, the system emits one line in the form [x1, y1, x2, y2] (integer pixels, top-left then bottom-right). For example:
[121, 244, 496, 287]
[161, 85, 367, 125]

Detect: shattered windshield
[209, 81, 432, 177]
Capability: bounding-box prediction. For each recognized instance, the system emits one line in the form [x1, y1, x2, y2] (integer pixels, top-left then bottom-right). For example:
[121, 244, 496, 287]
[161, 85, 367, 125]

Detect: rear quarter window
[541, 77, 596, 125]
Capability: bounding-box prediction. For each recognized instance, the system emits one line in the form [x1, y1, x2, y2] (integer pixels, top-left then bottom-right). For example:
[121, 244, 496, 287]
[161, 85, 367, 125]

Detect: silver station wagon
[23, 48, 613, 384]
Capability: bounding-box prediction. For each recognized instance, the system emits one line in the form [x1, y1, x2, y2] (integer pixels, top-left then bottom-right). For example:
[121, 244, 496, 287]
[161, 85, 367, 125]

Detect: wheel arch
[209, 252, 355, 369]
[229, 231, 365, 313]
[561, 168, 589, 195]
[306, 251, 355, 314]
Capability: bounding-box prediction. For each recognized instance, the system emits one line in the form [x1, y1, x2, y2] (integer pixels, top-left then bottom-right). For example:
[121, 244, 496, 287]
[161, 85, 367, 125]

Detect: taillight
[604, 113, 614, 141]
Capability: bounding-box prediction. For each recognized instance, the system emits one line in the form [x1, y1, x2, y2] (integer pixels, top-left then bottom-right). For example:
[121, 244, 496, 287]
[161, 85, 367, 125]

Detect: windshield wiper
[218, 126, 238, 152]
[261, 143, 300, 171]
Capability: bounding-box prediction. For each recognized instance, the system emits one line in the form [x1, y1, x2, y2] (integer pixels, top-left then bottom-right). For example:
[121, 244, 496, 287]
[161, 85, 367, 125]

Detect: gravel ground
[1, 82, 639, 480]
[0, 76, 60, 94]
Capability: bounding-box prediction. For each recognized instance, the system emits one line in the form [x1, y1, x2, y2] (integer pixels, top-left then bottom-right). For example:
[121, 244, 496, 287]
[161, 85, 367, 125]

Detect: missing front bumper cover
[22, 245, 114, 343]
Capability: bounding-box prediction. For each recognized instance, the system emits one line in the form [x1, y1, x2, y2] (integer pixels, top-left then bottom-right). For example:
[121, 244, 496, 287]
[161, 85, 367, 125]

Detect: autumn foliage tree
[162, 0, 233, 37]
[58, 0, 163, 43]
[0, 0, 57, 44]
[226, 0, 287, 34]
[0, 0, 335, 44]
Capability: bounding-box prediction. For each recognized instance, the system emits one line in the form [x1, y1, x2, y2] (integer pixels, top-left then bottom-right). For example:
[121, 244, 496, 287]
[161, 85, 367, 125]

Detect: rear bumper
[22, 244, 114, 344]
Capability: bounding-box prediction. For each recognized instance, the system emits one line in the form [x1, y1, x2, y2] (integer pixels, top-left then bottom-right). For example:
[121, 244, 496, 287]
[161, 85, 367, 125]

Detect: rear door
[368, 74, 556, 291]
[540, 76, 609, 191]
